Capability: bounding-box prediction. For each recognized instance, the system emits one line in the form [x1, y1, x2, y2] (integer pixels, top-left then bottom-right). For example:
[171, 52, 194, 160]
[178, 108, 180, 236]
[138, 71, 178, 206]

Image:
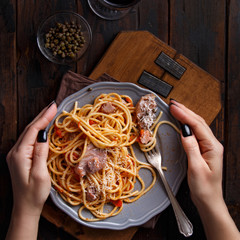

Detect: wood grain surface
[226, 0, 240, 225]
[0, 1, 240, 240]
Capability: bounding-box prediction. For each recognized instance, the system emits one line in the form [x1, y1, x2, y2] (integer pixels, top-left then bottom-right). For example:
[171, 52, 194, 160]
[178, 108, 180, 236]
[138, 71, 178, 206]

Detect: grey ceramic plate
[47, 82, 186, 230]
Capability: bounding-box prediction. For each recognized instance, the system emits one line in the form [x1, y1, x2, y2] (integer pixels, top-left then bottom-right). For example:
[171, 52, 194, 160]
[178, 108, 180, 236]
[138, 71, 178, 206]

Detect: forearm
[6, 209, 40, 240]
[196, 199, 240, 240]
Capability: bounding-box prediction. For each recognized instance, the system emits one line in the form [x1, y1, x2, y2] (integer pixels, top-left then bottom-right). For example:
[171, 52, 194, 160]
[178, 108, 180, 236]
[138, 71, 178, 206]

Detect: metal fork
[145, 143, 193, 237]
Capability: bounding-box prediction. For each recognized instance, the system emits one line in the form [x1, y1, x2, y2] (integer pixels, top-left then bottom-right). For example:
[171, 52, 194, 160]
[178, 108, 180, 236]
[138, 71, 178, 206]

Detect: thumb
[31, 130, 50, 178]
[182, 135, 202, 166]
[180, 125, 206, 170]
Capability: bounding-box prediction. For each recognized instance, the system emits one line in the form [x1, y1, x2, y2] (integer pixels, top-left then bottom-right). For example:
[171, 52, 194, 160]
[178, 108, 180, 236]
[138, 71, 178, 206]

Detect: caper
[44, 20, 86, 60]
[69, 52, 75, 58]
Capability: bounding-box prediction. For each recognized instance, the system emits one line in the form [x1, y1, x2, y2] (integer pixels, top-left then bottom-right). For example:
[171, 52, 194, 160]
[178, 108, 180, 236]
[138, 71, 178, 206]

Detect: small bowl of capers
[37, 11, 92, 65]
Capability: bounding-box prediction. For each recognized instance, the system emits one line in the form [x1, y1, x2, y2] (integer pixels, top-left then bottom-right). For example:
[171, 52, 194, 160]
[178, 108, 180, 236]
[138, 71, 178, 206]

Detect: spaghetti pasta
[47, 92, 178, 221]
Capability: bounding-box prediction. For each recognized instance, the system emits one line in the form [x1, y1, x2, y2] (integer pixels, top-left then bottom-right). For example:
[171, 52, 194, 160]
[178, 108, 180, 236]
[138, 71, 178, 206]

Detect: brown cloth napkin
[55, 70, 160, 229]
[55, 70, 117, 106]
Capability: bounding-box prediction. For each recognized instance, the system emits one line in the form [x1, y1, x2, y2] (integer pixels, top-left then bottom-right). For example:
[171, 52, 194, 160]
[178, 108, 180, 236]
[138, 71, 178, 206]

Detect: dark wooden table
[1, 1, 239, 239]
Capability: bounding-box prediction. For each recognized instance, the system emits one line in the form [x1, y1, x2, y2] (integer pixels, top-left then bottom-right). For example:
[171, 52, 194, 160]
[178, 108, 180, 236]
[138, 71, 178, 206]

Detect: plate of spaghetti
[47, 82, 186, 229]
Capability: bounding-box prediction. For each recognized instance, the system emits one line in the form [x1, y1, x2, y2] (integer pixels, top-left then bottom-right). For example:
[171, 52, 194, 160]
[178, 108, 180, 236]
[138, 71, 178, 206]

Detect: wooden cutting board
[89, 31, 221, 125]
[42, 31, 221, 239]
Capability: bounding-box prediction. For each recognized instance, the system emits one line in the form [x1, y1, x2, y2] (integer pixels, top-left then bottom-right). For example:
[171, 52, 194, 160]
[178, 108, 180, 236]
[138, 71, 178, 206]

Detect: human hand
[169, 100, 224, 209]
[6, 101, 57, 217]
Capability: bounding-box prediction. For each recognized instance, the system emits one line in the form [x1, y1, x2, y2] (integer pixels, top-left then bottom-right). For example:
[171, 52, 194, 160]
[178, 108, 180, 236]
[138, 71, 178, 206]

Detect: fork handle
[158, 169, 193, 237]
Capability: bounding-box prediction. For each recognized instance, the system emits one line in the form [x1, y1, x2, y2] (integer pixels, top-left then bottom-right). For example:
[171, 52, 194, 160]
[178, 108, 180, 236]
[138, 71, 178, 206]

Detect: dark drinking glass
[88, 0, 141, 20]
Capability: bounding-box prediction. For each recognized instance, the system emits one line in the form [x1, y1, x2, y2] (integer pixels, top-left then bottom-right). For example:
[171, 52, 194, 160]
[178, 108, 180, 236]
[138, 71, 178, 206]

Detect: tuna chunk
[139, 129, 152, 144]
[101, 102, 116, 114]
[75, 144, 107, 178]
[136, 93, 157, 130]
[86, 186, 98, 202]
